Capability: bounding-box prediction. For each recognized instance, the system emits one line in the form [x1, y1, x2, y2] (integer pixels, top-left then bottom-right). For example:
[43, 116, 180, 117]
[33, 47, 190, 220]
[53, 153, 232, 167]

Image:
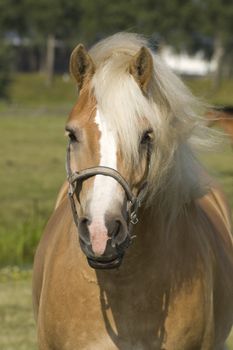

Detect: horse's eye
[65, 126, 79, 142]
[140, 129, 153, 145]
[68, 132, 77, 142]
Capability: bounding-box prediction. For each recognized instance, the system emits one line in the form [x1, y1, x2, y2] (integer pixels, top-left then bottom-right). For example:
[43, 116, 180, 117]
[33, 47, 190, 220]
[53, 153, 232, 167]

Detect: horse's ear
[69, 44, 95, 90]
[129, 46, 153, 93]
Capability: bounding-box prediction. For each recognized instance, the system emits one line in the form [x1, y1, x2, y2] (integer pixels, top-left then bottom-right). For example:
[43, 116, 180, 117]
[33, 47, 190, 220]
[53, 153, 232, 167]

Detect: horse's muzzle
[78, 218, 131, 269]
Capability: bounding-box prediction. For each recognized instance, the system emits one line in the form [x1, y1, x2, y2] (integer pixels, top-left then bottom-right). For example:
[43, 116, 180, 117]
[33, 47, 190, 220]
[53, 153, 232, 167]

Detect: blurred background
[0, 0, 232, 348]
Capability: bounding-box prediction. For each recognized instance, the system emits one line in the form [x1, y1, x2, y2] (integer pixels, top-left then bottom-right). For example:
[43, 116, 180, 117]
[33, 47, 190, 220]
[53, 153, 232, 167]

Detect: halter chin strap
[66, 141, 150, 239]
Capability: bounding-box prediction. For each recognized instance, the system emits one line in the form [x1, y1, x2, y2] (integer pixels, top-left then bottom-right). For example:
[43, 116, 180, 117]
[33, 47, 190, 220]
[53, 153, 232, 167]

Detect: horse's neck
[95, 205, 181, 277]
[134, 204, 184, 249]
[66, 197, 201, 288]
[113, 202, 201, 282]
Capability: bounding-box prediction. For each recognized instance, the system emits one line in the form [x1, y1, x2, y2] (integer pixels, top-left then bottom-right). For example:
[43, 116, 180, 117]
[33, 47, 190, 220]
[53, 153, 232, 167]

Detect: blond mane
[89, 32, 214, 215]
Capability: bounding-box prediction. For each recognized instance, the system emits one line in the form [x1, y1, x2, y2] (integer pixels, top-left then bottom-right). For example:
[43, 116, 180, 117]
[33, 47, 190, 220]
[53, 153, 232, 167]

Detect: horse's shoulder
[33, 197, 72, 318]
[197, 185, 232, 235]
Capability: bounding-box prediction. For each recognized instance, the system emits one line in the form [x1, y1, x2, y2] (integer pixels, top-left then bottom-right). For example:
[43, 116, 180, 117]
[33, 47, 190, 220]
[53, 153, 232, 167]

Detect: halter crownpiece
[66, 140, 150, 264]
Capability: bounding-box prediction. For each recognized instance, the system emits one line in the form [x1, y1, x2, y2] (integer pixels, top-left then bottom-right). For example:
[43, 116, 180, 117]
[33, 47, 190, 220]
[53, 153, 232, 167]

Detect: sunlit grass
[9, 73, 76, 107]
[185, 77, 233, 106]
[0, 273, 36, 350]
[201, 143, 233, 210]
[0, 113, 66, 265]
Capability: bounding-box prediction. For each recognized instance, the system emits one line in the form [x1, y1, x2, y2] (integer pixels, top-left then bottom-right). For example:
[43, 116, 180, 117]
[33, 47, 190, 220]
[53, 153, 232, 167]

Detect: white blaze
[88, 109, 118, 255]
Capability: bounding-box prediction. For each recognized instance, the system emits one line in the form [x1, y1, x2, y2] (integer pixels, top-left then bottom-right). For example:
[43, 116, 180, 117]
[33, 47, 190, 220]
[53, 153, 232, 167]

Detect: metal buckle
[130, 211, 139, 225]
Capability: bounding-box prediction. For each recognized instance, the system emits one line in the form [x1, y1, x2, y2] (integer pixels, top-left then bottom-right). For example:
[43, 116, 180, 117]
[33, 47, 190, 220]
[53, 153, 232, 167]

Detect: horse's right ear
[69, 44, 95, 90]
[129, 46, 153, 93]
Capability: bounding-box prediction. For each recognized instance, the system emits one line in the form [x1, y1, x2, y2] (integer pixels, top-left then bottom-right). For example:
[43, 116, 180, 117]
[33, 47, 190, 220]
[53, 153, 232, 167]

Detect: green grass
[0, 269, 36, 350]
[8, 73, 76, 107]
[201, 143, 233, 210]
[185, 77, 233, 106]
[0, 112, 66, 265]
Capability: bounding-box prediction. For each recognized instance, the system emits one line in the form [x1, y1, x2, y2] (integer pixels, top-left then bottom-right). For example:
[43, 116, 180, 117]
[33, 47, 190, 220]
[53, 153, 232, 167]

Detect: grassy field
[0, 74, 232, 348]
[185, 77, 233, 106]
[0, 112, 66, 265]
[0, 269, 36, 350]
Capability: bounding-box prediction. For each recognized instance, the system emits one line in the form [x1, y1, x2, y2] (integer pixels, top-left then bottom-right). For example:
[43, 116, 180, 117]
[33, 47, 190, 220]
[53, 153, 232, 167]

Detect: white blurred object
[160, 46, 216, 76]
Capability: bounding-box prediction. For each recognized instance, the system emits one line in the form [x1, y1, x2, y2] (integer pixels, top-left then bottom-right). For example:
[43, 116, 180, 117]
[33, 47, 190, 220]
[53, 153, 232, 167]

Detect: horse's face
[66, 44, 153, 269]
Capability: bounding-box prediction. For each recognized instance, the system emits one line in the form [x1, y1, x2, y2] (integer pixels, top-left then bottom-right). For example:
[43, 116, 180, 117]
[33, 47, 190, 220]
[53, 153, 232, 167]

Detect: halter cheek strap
[66, 141, 150, 238]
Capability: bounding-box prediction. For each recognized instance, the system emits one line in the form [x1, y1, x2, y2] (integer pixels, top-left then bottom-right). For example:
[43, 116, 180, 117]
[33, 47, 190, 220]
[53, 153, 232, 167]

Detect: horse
[206, 107, 233, 148]
[32, 33, 233, 349]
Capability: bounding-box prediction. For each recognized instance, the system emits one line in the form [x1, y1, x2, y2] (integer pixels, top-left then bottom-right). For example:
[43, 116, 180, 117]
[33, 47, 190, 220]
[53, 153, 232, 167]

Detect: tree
[0, 0, 24, 98]
[0, 0, 232, 89]
[131, 0, 233, 87]
[20, 0, 83, 84]
[195, 0, 233, 88]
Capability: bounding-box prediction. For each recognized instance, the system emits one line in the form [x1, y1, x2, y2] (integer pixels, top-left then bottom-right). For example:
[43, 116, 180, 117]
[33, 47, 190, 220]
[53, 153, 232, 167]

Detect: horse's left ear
[69, 44, 95, 90]
[129, 47, 153, 93]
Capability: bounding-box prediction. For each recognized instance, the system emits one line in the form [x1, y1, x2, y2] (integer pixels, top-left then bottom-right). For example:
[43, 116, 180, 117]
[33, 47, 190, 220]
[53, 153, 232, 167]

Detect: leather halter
[66, 140, 150, 241]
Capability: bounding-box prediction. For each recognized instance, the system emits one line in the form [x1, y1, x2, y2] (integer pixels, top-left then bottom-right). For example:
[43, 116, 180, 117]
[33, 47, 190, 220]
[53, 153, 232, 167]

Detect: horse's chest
[46, 279, 206, 349]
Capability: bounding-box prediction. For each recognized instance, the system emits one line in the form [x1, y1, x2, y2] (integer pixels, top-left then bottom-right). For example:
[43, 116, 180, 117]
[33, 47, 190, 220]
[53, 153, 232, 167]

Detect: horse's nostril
[78, 217, 91, 245]
[110, 221, 122, 248]
[80, 217, 90, 225]
[107, 219, 127, 248]
[112, 221, 121, 238]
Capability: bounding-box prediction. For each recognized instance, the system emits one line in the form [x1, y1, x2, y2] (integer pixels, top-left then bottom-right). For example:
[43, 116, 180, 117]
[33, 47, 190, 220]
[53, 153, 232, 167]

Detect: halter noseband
[66, 141, 150, 242]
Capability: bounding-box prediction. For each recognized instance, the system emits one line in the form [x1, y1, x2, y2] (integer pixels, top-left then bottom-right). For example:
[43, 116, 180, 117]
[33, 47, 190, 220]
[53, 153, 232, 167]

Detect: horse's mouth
[87, 254, 123, 269]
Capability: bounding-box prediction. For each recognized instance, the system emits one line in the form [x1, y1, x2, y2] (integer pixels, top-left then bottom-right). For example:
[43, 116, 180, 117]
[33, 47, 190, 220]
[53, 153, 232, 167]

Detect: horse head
[66, 43, 154, 269]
